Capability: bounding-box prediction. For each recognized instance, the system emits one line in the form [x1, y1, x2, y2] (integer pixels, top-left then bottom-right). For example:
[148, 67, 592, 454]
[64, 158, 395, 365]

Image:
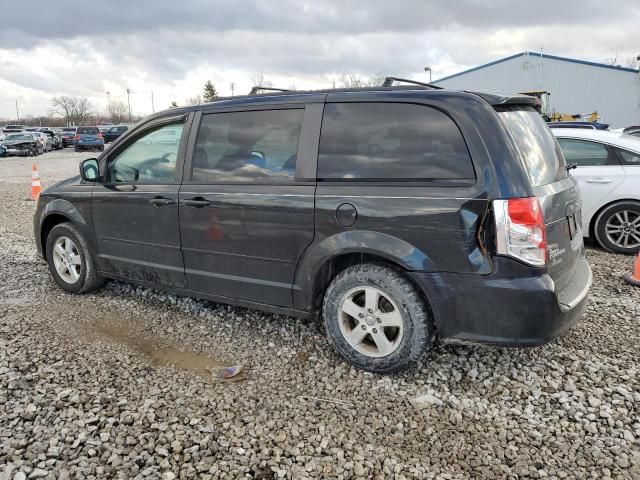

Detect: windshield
[6, 134, 32, 141]
[63, 128, 76, 133]
[499, 107, 568, 186]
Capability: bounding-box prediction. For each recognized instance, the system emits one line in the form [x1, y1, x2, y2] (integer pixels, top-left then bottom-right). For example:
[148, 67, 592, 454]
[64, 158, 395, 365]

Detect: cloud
[1, 0, 639, 118]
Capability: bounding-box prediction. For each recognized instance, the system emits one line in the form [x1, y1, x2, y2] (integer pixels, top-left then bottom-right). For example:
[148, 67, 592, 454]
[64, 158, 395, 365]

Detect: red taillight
[97, 133, 103, 139]
[494, 197, 547, 266]
[73, 135, 80, 141]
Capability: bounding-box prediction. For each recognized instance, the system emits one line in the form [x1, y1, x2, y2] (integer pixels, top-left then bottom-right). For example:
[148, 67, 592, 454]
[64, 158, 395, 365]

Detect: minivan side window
[557, 139, 618, 167]
[191, 109, 304, 183]
[317, 103, 475, 181]
[107, 123, 184, 183]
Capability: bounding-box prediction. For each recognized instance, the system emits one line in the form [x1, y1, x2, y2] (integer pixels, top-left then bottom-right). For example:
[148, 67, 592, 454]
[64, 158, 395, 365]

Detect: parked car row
[0, 124, 131, 156]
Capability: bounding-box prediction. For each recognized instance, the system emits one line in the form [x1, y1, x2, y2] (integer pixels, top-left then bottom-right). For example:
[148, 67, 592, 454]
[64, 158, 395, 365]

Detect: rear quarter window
[317, 102, 475, 181]
[498, 107, 568, 186]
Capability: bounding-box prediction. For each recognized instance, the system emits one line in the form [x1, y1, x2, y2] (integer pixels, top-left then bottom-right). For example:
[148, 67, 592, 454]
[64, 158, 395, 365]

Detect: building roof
[433, 51, 640, 83]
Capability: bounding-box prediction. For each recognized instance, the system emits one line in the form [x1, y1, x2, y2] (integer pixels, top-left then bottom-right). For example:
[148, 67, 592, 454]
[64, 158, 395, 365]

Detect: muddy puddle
[94, 322, 245, 382]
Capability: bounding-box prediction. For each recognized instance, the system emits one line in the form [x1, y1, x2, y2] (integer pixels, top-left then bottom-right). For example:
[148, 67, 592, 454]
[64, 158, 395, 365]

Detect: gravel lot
[1, 149, 639, 480]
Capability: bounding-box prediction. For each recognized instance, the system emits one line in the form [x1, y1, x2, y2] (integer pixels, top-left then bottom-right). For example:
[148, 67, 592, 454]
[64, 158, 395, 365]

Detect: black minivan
[34, 81, 592, 373]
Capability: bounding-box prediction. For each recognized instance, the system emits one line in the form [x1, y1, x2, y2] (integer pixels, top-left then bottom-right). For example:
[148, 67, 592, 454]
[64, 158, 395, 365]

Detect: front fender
[41, 198, 90, 228]
[36, 194, 96, 259]
[292, 230, 434, 310]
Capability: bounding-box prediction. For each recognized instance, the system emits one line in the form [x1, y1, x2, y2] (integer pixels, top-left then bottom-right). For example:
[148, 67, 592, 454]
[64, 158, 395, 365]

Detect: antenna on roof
[249, 86, 291, 95]
[381, 76, 443, 89]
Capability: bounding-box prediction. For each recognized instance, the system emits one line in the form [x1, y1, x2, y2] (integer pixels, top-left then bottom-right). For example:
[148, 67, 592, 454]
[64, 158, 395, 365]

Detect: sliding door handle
[183, 198, 211, 207]
[149, 197, 175, 206]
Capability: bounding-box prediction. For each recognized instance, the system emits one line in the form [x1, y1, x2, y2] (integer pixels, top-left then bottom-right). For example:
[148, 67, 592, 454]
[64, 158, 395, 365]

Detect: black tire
[593, 201, 640, 254]
[74, 147, 80, 153]
[322, 263, 432, 373]
[98, 145, 104, 152]
[45, 222, 104, 294]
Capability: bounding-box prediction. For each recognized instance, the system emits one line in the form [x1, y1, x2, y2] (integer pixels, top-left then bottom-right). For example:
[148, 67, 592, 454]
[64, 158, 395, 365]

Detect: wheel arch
[293, 231, 435, 316]
[40, 213, 71, 258]
[39, 199, 93, 260]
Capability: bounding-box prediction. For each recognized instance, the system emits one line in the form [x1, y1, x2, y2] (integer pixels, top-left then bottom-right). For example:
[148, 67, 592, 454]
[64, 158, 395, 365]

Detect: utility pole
[230, 82, 234, 96]
[126, 88, 132, 123]
[15, 99, 20, 123]
[151, 91, 155, 113]
[105, 91, 111, 117]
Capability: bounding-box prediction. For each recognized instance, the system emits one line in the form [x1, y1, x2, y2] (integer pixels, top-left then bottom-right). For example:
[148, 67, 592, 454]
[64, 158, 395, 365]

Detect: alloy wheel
[338, 286, 404, 358]
[605, 210, 640, 249]
[52, 236, 82, 284]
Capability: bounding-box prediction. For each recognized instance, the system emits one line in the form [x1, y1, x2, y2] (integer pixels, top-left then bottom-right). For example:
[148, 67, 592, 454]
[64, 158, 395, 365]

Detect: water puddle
[94, 322, 245, 382]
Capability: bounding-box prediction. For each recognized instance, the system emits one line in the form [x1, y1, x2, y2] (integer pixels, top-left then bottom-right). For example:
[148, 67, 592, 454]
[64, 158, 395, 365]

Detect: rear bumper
[409, 256, 591, 347]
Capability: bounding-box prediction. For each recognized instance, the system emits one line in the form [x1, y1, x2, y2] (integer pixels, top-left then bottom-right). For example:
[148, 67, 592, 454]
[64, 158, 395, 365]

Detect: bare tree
[51, 96, 93, 125]
[73, 97, 93, 124]
[50, 96, 75, 125]
[339, 73, 366, 88]
[338, 73, 386, 88]
[187, 95, 203, 106]
[108, 100, 129, 123]
[366, 73, 386, 87]
[251, 72, 273, 89]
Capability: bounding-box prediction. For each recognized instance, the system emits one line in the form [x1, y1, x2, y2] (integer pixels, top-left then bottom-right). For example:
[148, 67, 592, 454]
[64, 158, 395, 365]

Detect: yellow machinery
[549, 111, 599, 123]
[519, 90, 599, 123]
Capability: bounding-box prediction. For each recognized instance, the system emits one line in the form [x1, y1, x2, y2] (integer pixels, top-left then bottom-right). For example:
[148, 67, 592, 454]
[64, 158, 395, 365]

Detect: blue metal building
[433, 52, 640, 128]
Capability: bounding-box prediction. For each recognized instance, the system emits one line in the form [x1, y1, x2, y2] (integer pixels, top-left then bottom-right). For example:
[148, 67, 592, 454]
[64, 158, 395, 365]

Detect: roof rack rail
[249, 86, 291, 95]
[381, 76, 443, 89]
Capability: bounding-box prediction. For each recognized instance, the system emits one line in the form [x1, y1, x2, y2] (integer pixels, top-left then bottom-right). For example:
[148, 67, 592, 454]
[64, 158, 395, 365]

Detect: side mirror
[80, 158, 99, 182]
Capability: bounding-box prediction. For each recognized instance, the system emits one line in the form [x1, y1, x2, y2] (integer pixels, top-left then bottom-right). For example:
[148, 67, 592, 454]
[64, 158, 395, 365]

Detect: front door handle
[585, 178, 614, 184]
[183, 198, 211, 208]
[149, 197, 175, 206]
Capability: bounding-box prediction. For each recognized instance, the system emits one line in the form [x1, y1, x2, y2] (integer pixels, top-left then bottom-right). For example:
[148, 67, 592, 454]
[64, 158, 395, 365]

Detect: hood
[42, 175, 82, 195]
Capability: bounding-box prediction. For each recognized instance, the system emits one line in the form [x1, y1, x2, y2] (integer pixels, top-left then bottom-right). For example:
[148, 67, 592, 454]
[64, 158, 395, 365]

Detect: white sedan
[552, 128, 640, 254]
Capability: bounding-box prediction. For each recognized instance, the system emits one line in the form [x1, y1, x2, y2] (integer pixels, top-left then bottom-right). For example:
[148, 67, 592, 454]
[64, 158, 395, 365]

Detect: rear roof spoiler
[469, 91, 540, 109]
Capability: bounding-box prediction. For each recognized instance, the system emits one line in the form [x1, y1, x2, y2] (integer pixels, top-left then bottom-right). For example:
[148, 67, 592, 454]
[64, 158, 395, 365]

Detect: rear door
[92, 115, 190, 287]
[498, 108, 583, 290]
[178, 103, 320, 307]
[556, 138, 625, 231]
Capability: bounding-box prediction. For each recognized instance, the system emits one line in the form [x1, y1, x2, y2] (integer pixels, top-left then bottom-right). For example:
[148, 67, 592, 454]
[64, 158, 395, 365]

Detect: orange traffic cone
[623, 252, 640, 286]
[27, 164, 41, 201]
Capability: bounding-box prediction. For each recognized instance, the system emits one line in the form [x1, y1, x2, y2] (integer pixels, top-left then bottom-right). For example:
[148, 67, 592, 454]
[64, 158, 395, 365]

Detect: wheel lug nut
[367, 309, 373, 313]
[358, 313, 364, 318]
[361, 325, 367, 330]
[372, 328, 378, 334]
[376, 318, 381, 323]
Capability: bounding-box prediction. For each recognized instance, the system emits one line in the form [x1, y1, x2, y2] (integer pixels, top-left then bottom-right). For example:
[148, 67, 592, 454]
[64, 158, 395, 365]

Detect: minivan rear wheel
[593, 201, 640, 254]
[322, 263, 432, 373]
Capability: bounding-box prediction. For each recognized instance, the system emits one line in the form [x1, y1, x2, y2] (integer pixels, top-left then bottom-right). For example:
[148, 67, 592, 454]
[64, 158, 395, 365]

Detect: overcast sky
[1, 0, 639, 120]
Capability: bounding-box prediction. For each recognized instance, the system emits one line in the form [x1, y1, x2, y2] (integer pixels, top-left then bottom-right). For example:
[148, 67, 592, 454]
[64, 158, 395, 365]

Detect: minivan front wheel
[594, 201, 640, 254]
[323, 263, 432, 373]
[46, 222, 104, 293]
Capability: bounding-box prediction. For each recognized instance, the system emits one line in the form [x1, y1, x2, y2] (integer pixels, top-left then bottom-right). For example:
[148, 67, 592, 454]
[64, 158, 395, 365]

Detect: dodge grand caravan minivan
[34, 80, 592, 373]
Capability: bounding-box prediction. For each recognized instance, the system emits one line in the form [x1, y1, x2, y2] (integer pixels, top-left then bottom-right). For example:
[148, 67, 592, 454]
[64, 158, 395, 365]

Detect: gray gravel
[1, 149, 640, 479]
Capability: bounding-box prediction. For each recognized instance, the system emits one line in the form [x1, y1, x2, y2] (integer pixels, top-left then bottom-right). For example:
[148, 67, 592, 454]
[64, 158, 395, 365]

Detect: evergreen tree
[203, 80, 218, 102]
[169, 101, 178, 108]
